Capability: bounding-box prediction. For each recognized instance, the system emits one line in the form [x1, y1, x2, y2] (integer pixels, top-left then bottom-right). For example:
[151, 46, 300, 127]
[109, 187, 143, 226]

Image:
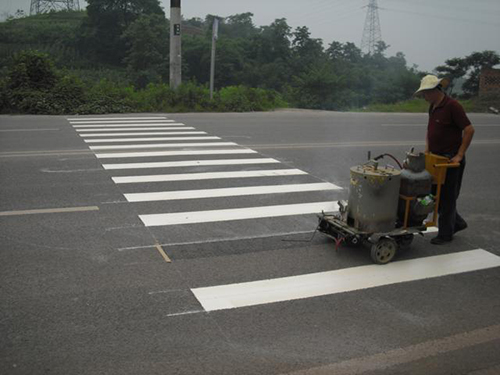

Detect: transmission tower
[360, 0, 382, 55]
[30, 0, 80, 16]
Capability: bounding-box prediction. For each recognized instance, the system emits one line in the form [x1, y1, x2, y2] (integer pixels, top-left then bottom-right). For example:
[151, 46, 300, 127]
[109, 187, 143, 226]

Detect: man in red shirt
[415, 75, 475, 245]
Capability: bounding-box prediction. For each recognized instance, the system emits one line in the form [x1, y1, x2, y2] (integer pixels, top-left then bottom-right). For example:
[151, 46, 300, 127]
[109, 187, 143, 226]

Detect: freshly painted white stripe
[95, 149, 257, 159]
[125, 183, 340, 202]
[140, 201, 339, 227]
[74, 124, 185, 129]
[89, 142, 237, 150]
[103, 158, 279, 170]
[84, 136, 220, 143]
[112, 169, 307, 184]
[80, 131, 206, 137]
[192, 249, 500, 312]
[68, 117, 169, 121]
[70, 120, 176, 124]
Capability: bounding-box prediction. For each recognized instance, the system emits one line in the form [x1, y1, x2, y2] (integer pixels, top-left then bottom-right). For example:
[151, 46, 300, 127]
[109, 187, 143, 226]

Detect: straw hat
[414, 75, 448, 95]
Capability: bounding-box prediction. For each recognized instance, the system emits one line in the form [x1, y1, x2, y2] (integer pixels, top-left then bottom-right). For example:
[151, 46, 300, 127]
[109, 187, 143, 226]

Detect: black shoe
[431, 236, 453, 245]
[454, 222, 468, 234]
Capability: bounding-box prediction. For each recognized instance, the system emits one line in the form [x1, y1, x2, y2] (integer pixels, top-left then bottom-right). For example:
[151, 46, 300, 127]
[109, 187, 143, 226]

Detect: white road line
[95, 149, 257, 159]
[67, 117, 169, 121]
[89, 142, 237, 150]
[139, 201, 339, 227]
[80, 131, 206, 137]
[112, 168, 308, 184]
[73, 124, 185, 129]
[84, 136, 220, 143]
[70, 120, 176, 124]
[0, 129, 60, 132]
[192, 249, 500, 312]
[0, 206, 99, 216]
[125, 183, 341, 202]
[103, 158, 280, 170]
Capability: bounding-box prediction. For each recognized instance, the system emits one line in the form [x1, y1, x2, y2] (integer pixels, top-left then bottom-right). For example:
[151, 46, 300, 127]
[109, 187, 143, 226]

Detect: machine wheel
[396, 234, 414, 249]
[370, 238, 398, 264]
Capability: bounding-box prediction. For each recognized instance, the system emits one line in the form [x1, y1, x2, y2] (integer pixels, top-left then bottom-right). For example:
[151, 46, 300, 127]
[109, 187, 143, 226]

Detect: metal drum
[348, 164, 401, 233]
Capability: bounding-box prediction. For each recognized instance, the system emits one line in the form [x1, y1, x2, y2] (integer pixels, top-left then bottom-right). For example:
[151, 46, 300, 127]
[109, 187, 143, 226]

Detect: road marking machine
[317, 150, 459, 264]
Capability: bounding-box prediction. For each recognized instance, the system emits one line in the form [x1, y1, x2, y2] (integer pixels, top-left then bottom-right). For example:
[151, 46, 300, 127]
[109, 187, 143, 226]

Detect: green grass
[356, 95, 500, 113]
[357, 99, 428, 113]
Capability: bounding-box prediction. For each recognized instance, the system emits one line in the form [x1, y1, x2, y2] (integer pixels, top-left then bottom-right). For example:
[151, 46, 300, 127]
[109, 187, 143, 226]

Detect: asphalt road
[1, 110, 499, 375]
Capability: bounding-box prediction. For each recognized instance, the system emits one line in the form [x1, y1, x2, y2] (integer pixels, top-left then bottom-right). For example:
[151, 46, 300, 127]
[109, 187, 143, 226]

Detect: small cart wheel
[370, 238, 398, 264]
[396, 234, 414, 249]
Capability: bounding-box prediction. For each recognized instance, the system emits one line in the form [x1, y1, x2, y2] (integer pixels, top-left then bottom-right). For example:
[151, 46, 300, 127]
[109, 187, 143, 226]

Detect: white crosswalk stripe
[139, 201, 339, 227]
[75, 125, 187, 129]
[192, 249, 500, 312]
[124, 183, 341, 202]
[80, 131, 206, 137]
[89, 142, 238, 150]
[84, 136, 221, 143]
[111, 169, 308, 184]
[95, 149, 258, 159]
[102, 158, 281, 170]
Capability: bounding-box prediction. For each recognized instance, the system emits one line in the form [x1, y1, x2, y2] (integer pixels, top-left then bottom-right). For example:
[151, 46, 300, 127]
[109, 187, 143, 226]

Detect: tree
[435, 50, 500, 97]
[82, 0, 165, 65]
[122, 14, 169, 87]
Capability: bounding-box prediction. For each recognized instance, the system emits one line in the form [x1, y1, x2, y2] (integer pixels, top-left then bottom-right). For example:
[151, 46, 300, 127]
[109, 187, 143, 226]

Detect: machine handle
[434, 163, 460, 168]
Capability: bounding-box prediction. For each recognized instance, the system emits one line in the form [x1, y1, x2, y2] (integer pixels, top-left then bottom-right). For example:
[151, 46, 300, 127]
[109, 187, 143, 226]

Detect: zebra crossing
[67, 115, 500, 314]
[68, 115, 342, 235]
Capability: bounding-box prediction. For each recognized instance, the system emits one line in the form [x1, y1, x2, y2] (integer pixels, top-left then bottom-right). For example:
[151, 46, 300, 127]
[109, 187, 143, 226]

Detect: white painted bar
[140, 201, 339, 227]
[89, 142, 237, 150]
[112, 168, 307, 184]
[85, 136, 220, 143]
[192, 249, 500, 312]
[103, 158, 279, 170]
[125, 183, 341, 202]
[95, 149, 257, 159]
[80, 131, 206, 137]
[68, 117, 169, 121]
[70, 120, 176, 124]
[73, 124, 185, 129]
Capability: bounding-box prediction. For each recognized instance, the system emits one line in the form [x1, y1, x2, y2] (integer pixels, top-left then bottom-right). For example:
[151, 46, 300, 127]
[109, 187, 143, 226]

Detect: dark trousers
[434, 156, 467, 239]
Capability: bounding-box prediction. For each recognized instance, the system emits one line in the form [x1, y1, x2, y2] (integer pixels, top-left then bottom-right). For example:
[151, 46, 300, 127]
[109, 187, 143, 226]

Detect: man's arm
[451, 124, 475, 163]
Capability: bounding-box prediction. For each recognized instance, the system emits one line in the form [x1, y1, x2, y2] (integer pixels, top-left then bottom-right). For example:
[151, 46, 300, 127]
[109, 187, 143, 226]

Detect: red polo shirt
[427, 96, 471, 156]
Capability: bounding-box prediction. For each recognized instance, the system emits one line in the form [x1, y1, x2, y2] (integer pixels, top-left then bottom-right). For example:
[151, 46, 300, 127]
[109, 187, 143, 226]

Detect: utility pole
[169, 0, 182, 89]
[30, 0, 79, 15]
[209, 18, 219, 100]
[360, 0, 382, 55]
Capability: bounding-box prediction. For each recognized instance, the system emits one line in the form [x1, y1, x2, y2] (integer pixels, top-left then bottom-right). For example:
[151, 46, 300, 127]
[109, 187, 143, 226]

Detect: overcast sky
[2, 0, 499, 71]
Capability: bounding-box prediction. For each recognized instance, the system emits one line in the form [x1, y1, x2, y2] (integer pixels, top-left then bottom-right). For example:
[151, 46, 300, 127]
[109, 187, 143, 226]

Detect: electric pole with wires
[30, 0, 79, 15]
[360, 0, 382, 55]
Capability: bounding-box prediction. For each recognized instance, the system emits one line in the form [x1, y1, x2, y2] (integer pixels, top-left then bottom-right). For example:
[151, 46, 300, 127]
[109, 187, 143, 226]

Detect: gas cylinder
[398, 151, 434, 226]
[399, 151, 432, 197]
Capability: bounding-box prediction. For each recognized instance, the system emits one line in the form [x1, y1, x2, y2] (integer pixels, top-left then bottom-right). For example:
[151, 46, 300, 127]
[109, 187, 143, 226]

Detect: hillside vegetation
[0, 2, 497, 114]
